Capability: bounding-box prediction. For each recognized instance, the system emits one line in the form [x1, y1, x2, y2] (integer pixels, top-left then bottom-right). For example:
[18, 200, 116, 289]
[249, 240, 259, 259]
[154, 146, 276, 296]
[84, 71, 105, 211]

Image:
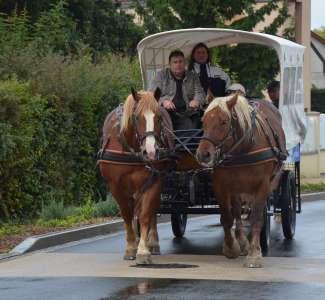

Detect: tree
[135, 0, 290, 95]
[72, 0, 143, 55]
[0, 0, 144, 55]
[0, 1, 56, 21]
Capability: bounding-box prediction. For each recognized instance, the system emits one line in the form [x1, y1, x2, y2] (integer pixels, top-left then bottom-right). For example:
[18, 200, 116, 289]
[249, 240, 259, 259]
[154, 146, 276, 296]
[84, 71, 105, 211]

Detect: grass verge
[0, 196, 119, 254]
[301, 183, 325, 193]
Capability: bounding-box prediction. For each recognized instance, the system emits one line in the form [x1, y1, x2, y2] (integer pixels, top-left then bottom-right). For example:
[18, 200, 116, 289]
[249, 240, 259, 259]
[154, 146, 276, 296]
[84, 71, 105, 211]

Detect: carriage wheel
[281, 171, 297, 240]
[260, 204, 271, 253]
[171, 213, 187, 238]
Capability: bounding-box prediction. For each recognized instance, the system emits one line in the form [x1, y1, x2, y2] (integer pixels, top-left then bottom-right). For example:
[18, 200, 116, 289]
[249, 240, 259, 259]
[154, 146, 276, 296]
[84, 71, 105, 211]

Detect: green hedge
[0, 54, 142, 220]
[311, 88, 325, 113]
[0, 79, 48, 219]
[0, 4, 143, 221]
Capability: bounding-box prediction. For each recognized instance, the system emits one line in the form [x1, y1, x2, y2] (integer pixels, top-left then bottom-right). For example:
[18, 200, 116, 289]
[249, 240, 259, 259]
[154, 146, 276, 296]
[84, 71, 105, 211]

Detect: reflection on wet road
[106, 278, 325, 300]
[54, 200, 325, 259]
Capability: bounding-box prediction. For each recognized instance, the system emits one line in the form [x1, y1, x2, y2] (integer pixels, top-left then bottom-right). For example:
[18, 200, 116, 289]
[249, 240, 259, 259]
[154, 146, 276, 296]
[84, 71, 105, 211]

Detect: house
[311, 31, 325, 89]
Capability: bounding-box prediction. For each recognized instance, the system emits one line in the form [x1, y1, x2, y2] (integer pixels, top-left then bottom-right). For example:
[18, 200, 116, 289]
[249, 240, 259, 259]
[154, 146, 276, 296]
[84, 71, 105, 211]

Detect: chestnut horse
[97, 88, 173, 264]
[196, 94, 287, 268]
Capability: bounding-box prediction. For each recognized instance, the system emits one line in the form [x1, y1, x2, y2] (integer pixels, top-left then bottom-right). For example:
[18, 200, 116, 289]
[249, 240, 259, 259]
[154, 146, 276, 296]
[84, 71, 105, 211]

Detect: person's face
[193, 47, 209, 64]
[169, 55, 185, 76]
[268, 88, 279, 102]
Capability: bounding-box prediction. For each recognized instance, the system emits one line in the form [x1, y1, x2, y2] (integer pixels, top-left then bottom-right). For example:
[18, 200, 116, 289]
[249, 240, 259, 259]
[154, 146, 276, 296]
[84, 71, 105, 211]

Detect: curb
[301, 191, 325, 201]
[3, 214, 172, 259]
[8, 219, 125, 257]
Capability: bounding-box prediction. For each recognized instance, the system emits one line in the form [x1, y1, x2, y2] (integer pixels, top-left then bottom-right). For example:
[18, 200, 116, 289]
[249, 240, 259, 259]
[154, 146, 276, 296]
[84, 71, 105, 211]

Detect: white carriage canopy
[137, 28, 306, 150]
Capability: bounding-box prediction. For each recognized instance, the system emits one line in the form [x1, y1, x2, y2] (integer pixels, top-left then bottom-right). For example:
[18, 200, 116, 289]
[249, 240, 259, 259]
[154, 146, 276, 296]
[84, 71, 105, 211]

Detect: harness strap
[99, 149, 144, 163]
[257, 116, 287, 161]
[98, 149, 173, 164]
[264, 116, 288, 160]
[219, 148, 278, 167]
[133, 163, 161, 201]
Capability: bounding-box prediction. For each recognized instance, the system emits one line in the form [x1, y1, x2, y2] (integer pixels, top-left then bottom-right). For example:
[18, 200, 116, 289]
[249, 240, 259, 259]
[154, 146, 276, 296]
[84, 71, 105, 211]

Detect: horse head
[196, 93, 253, 167]
[121, 87, 162, 160]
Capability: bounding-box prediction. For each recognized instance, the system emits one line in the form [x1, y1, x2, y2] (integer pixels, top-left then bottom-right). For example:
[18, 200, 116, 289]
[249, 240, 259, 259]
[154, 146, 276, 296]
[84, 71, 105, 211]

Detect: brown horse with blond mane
[196, 94, 287, 268]
[97, 88, 173, 265]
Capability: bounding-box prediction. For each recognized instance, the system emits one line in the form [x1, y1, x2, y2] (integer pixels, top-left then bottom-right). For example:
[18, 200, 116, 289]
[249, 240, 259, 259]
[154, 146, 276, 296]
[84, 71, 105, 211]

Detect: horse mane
[205, 95, 255, 133]
[120, 91, 159, 132]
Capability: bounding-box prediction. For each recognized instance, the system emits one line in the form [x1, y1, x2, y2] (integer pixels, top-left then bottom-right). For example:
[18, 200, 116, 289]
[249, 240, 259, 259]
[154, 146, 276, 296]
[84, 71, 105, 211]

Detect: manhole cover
[131, 263, 199, 269]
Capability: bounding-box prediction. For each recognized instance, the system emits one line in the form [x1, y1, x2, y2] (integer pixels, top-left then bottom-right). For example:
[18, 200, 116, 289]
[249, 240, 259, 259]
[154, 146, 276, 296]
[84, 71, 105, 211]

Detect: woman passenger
[189, 43, 231, 98]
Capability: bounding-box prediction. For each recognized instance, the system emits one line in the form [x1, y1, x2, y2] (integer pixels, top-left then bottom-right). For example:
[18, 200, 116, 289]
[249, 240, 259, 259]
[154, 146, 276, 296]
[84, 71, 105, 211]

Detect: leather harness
[201, 102, 287, 168]
[97, 106, 175, 199]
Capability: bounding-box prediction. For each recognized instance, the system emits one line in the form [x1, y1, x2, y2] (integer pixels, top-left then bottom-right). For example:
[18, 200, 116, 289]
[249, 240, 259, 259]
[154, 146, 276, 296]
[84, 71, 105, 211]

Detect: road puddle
[100, 279, 173, 299]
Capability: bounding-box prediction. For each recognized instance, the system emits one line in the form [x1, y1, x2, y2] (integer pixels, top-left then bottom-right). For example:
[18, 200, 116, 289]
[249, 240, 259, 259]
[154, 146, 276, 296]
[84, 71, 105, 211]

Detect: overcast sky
[311, 0, 325, 29]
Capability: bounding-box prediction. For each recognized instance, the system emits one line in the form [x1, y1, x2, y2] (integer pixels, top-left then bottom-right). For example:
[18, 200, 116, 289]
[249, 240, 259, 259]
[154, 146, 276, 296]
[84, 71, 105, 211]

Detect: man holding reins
[149, 50, 205, 130]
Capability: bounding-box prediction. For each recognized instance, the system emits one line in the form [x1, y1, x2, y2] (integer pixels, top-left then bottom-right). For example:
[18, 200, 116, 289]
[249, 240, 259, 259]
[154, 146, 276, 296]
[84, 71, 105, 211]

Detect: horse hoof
[150, 245, 161, 255]
[223, 240, 241, 259]
[244, 257, 263, 268]
[136, 254, 152, 265]
[123, 254, 136, 260]
[123, 249, 137, 260]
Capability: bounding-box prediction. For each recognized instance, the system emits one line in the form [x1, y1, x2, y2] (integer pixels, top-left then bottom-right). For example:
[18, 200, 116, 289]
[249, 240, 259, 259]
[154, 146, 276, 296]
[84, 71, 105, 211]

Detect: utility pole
[295, 0, 311, 111]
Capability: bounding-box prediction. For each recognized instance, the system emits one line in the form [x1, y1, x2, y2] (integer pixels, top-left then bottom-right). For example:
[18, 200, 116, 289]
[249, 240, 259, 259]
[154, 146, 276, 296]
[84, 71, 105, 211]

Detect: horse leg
[148, 214, 160, 255]
[245, 186, 268, 268]
[121, 206, 138, 260]
[111, 187, 137, 260]
[232, 196, 249, 256]
[136, 181, 161, 265]
[220, 195, 241, 259]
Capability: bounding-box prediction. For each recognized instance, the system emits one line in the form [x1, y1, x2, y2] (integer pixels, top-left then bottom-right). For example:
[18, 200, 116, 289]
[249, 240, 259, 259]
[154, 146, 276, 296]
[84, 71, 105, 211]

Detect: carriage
[137, 28, 307, 252]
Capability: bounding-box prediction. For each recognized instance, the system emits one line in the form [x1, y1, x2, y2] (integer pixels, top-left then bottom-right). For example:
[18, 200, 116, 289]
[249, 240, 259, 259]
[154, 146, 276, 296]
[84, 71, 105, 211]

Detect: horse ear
[153, 87, 161, 101]
[131, 87, 139, 102]
[206, 88, 214, 103]
[226, 93, 238, 110]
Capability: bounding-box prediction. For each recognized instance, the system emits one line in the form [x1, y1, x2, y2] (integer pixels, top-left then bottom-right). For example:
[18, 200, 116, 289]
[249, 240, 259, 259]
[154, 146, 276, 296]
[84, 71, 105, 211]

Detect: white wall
[320, 114, 325, 150]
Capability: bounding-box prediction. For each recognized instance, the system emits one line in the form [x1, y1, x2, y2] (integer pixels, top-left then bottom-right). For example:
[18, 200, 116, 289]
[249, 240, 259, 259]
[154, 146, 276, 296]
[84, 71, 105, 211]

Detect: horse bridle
[201, 124, 235, 150]
[131, 113, 164, 151]
[201, 107, 258, 166]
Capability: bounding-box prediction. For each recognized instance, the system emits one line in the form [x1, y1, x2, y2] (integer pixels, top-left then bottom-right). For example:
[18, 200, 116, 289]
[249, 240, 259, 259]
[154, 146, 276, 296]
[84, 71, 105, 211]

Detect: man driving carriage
[149, 50, 205, 131]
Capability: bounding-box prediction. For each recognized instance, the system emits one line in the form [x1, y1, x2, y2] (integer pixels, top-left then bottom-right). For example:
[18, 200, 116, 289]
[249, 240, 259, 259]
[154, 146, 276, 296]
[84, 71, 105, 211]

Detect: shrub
[93, 195, 119, 218]
[36, 215, 87, 228]
[0, 78, 48, 219]
[40, 199, 69, 221]
[311, 88, 325, 113]
[0, 223, 22, 236]
[79, 198, 96, 220]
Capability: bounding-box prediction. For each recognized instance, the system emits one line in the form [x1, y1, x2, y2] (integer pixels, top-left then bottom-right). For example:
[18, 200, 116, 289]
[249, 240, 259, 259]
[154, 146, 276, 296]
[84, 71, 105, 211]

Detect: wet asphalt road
[1, 199, 325, 300]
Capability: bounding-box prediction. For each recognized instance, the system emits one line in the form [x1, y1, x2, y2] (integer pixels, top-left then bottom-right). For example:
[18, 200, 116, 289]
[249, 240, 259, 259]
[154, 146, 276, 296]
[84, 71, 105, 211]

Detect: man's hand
[189, 99, 200, 110]
[163, 100, 176, 110]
